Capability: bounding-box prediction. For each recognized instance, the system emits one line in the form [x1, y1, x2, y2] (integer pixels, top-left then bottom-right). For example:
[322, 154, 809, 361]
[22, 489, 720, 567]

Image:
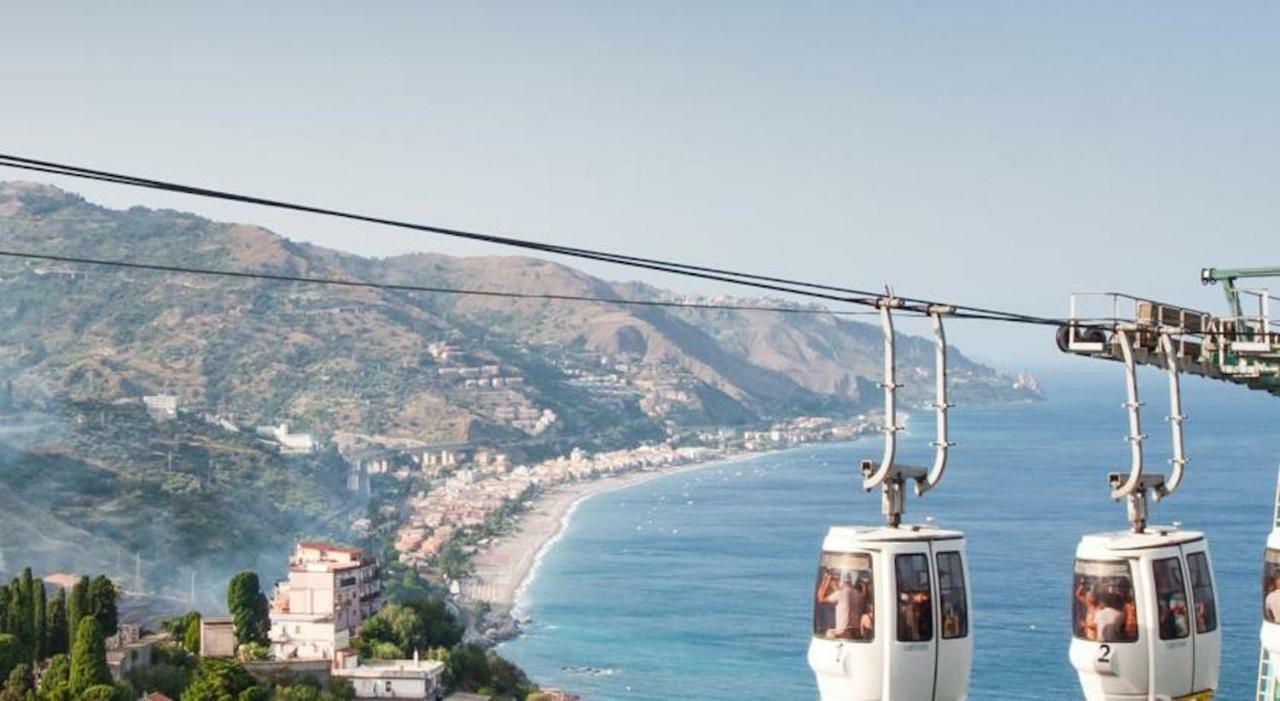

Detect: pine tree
[68, 618, 110, 695]
[31, 580, 45, 663]
[45, 589, 68, 658]
[66, 577, 89, 654]
[226, 572, 269, 646]
[86, 577, 117, 637]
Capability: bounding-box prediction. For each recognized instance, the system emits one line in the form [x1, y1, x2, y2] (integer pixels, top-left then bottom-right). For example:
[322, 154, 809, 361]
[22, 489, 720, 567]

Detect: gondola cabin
[808, 524, 972, 701]
[1069, 528, 1219, 701]
[1259, 528, 1280, 693]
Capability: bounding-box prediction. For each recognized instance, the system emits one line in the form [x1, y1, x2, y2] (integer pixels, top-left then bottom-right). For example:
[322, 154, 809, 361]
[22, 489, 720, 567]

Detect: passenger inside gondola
[814, 553, 875, 641]
[1263, 550, 1280, 623]
[896, 554, 933, 642]
[1266, 574, 1280, 623]
[1073, 560, 1138, 643]
[1153, 558, 1190, 640]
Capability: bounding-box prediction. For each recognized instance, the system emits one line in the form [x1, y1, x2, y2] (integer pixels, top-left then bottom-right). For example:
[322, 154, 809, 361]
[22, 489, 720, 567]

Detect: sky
[1, 2, 1277, 367]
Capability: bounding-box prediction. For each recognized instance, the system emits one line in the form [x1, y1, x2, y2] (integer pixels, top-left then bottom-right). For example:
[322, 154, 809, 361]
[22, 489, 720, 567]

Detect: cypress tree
[183, 612, 202, 654]
[2, 592, 15, 639]
[0, 585, 9, 635]
[226, 572, 269, 646]
[17, 569, 33, 654]
[0, 635, 18, 688]
[31, 580, 45, 663]
[66, 577, 89, 653]
[3, 594, 21, 659]
[68, 617, 109, 695]
[86, 577, 117, 637]
[46, 589, 68, 658]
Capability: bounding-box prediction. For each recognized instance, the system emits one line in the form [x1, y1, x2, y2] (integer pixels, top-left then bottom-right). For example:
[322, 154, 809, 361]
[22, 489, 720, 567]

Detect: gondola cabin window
[1152, 557, 1191, 640]
[895, 554, 933, 642]
[1185, 551, 1217, 634]
[813, 552, 874, 641]
[936, 551, 968, 639]
[1073, 560, 1138, 643]
[1263, 548, 1280, 623]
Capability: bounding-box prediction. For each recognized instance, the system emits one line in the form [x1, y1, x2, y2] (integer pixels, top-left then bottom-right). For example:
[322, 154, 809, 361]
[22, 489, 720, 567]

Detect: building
[269, 542, 380, 661]
[105, 624, 167, 679]
[199, 617, 237, 658]
[333, 655, 444, 700]
[255, 423, 316, 454]
[142, 395, 178, 421]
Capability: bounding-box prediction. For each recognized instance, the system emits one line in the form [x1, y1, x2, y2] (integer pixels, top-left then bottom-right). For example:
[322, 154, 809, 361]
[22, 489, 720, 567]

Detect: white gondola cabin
[1065, 327, 1220, 701]
[1069, 528, 1219, 700]
[808, 300, 972, 700]
[1256, 471, 1280, 697]
[808, 525, 972, 701]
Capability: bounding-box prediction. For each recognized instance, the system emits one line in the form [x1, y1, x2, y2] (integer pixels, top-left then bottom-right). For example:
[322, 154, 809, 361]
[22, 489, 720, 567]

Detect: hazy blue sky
[1, 2, 1277, 366]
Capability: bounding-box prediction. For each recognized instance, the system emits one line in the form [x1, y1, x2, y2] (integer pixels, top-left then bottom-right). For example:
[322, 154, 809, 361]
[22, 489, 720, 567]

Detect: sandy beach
[467, 453, 760, 615]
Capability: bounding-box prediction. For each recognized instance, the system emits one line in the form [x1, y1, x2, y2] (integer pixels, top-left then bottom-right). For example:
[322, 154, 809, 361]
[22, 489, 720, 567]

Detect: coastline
[465, 450, 765, 627]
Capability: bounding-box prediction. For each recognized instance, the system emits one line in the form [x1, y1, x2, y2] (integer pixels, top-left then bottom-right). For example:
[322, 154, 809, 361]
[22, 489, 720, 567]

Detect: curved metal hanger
[860, 293, 954, 525]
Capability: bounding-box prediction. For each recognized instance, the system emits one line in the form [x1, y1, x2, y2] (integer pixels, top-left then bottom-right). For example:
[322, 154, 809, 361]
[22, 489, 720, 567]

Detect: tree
[45, 589, 68, 658]
[32, 580, 46, 662]
[181, 658, 259, 701]
[0, 663, 31, 701]
[0, 635, 20, 685]
[67, 577, 89, 654]
[38, 652, 69, 691]
[237, 687, 269, 701]
[225, 573, 268, 647]
[69, 617, 111, 695]
[183, 612, 202, 654]
[1, 598, 19, 659]
[326, 677, 355, 701]
[0, 586, 9, 637]
[444, 644, 490, 693]
[486, 652, 536, 699]
[14, 569, 33, 661]
[87, 576, 118, 637]
[79, 683, 119, 701]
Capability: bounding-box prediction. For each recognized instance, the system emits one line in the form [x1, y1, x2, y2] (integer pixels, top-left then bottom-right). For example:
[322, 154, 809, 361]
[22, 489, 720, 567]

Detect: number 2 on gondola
[1094, 644, 1114, 673]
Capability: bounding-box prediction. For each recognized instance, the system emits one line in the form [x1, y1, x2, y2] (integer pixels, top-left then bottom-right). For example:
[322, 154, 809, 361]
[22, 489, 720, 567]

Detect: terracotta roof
[145, 693, 173, 701]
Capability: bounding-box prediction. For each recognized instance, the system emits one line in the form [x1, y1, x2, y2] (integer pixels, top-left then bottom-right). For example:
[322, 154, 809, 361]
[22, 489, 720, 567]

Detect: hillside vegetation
[0, 181, 1037, 591]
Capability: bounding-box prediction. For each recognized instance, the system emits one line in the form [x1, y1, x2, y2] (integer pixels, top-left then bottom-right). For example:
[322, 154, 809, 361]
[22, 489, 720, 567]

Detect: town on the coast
[0, 387, 884, 701]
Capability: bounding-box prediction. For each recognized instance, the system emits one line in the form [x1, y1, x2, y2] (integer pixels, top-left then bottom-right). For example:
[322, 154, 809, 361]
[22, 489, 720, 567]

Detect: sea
[498, 368, 1280, 699]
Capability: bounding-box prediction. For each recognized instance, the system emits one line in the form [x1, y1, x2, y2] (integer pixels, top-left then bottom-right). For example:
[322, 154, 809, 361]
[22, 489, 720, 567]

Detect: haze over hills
[0, 181, 1038, 597]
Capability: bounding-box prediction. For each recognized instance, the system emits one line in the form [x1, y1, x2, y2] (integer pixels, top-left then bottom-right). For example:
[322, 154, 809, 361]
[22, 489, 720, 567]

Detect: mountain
[0, 182, 1035, 439]
[0, 181, 1038, 592]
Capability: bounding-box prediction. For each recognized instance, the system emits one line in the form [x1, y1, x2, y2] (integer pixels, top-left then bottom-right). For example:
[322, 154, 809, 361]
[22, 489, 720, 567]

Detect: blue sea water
[498, 370, 1280, 699]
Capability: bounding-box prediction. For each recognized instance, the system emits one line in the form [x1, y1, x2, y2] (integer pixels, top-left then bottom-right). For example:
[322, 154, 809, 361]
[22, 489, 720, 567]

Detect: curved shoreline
[467, 451, 767, 622]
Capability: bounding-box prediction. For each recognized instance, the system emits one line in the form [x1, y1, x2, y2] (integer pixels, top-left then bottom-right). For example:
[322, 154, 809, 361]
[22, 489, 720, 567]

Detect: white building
[269, 542, 381, 661]
[142, 395, 178, 421]
[332, 655, 444, 700]
[256, 423, 316, 454]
